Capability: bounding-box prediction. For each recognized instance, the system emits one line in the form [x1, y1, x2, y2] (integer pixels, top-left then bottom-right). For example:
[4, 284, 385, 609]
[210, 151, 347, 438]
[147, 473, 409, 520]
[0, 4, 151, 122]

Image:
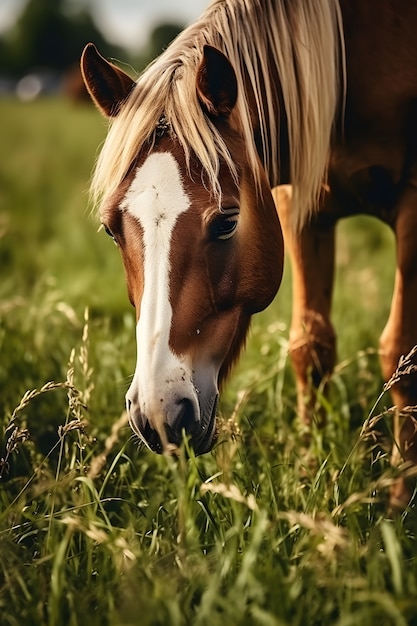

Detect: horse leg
[274, 186, 336, 427]
[379, 185, 417, 509]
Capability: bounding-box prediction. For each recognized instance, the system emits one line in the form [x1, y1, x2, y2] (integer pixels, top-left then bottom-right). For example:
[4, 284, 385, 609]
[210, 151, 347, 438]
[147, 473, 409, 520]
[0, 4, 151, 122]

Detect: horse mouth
[129, 394, 219, 456]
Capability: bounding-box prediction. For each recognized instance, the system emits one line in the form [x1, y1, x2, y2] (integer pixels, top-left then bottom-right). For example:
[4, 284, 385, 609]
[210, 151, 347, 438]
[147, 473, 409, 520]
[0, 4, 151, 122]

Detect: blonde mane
[92, 0, 345, 229]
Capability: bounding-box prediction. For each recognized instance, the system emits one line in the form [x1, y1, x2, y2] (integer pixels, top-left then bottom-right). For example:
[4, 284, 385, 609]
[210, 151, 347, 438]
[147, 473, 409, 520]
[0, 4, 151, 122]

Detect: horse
[81, 0, 417, 507]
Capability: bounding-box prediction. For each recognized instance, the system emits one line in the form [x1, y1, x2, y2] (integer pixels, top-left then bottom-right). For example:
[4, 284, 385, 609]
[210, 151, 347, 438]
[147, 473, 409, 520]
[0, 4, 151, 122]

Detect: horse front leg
[274, 186, 337, 428]
[379, 184, 417, 509]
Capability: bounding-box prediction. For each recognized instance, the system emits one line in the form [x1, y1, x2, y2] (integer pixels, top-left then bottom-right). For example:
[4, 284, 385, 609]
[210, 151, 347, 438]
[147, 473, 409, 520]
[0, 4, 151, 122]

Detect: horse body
[81, 0, 417, 505]
[331, 0, 417, 218]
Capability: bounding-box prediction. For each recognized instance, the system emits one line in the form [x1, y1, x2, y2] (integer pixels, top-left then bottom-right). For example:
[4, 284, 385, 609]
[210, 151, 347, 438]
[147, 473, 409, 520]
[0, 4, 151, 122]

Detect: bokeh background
[0, 0, 208, 98]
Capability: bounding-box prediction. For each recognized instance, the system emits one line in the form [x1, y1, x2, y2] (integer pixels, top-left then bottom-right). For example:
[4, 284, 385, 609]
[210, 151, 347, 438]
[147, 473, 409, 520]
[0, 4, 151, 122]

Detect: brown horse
[81, 0, 417, 506]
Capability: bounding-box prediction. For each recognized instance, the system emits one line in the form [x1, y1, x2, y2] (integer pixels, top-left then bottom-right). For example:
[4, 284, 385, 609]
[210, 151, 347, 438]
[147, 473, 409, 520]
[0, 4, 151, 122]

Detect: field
[1, 97, 416, 626]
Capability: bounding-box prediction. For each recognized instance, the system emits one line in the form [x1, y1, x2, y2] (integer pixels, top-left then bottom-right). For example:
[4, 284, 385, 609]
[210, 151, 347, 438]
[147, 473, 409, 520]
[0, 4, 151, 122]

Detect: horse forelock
[92, 0, 345, 230]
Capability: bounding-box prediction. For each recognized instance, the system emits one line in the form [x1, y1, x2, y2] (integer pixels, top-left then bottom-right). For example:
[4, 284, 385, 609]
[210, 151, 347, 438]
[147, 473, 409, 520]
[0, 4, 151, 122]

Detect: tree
[0, 0, 123, 77]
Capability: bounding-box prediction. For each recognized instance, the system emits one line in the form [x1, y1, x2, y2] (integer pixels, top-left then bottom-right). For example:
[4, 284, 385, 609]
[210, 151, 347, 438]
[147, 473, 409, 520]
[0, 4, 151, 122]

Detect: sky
[0, 0, 210, 51]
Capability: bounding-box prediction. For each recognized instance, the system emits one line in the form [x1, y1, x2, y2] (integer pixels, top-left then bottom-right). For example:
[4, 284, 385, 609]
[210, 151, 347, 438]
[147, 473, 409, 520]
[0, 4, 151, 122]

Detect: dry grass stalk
[1, 311, 93, 478]
[383, 344, 417, 392]
[279, 510, 348, 555]
[87, 411, 129, 479]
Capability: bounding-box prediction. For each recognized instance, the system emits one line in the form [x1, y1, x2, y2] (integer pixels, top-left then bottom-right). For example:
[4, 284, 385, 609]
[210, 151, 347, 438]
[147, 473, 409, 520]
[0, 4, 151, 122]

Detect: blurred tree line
[0, 0, 183, 79]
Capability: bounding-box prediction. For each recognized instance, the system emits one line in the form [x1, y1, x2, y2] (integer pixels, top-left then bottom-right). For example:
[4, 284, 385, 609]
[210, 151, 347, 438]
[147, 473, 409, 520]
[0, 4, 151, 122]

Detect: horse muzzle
[126, 381, 219, 455]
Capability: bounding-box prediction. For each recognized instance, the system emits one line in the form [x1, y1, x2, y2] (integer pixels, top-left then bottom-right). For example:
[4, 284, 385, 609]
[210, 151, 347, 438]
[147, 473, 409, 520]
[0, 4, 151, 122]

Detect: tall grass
[1, 98, 416, 626]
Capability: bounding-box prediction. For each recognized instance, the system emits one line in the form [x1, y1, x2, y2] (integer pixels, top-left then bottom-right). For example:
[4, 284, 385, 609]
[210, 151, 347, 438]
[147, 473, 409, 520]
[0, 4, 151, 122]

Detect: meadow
[1, 97, 416, 626]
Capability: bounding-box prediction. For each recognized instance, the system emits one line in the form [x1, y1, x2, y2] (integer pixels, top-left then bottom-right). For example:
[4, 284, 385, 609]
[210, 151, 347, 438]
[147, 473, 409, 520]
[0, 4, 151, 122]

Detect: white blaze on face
[121, 151, 197, 433]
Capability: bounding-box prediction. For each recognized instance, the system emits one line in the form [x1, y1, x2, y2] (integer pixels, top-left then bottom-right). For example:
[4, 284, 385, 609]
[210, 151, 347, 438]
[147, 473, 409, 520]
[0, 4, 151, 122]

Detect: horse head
[81, 43, 283, 454]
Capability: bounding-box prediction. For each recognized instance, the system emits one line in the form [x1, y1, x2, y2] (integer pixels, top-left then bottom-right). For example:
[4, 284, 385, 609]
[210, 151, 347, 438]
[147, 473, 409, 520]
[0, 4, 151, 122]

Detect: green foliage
[1, 98, 416, 626]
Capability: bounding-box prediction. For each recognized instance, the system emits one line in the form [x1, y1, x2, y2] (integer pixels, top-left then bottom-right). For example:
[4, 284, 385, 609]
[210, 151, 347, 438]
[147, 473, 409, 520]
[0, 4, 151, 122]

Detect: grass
[1, 97, 416, 626]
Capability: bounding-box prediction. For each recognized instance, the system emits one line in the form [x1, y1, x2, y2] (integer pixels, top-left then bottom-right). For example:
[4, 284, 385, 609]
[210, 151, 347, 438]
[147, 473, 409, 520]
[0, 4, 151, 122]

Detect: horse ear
[80, 43, 135, 117]
[196, 45, 238, 117]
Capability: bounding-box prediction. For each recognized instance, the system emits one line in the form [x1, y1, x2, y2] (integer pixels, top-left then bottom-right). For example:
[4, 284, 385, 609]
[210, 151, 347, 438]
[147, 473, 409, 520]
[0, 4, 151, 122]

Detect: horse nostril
[166, 398, 198, 439]
[178, 398, 197, 433]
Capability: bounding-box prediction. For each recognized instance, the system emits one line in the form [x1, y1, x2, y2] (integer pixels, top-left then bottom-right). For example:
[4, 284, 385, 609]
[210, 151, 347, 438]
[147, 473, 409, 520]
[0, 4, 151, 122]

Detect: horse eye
[102, 224, 117, 245]
[210, 213, 239, 241]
